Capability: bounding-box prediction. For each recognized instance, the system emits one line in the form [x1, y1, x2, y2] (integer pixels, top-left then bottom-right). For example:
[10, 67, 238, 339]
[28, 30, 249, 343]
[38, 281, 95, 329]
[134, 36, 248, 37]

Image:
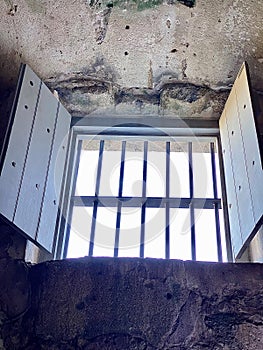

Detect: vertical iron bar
[63, 139, 82, 258]
[114, 141, 126, 257]
[210, 142, 223, 262]
[89, 140, 104, 256]
[95, 140, 104, 197]
[189, 142, 196, 261]
[118, 141, 126, 198]
[140, 141, 148, 258]
[165, 142, 170, 259]
[89, 201, 98, 256]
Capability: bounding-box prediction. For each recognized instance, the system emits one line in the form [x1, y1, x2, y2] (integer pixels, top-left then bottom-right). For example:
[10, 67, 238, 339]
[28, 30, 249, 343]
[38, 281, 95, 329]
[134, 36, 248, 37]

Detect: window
[59, 121, 228, 262]
[0, 63, 262, 263]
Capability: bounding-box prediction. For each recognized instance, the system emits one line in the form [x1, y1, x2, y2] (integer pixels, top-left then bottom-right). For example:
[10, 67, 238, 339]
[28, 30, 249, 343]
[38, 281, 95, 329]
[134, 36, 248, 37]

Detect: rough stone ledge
[46, 73, 230, 119]
[1, 257, 263, 349]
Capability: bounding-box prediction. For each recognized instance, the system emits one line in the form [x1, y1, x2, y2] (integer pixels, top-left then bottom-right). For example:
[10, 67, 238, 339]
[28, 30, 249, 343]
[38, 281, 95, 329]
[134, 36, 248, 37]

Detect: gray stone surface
[0, 0, 263, 119]
[0, 257, 30, 350]
[1, 257, 263, 349]
[0, 219, 26, 260]
[0, 2, 263, 348]
[47, 72, 229, 118]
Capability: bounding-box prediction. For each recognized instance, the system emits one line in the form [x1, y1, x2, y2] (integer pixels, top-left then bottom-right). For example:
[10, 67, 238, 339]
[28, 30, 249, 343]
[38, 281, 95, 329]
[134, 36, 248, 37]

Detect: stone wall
[0, 219, 26, 260]
[1, 256, 263, 349]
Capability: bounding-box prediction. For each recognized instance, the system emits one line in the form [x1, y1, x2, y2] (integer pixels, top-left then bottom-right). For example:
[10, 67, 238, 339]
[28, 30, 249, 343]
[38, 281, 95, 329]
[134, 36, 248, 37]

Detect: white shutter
[0, 64, 71, 253]
[0, 65, 41, 221]
[36, 103, 71, 252]
[220, 62, 263, 259]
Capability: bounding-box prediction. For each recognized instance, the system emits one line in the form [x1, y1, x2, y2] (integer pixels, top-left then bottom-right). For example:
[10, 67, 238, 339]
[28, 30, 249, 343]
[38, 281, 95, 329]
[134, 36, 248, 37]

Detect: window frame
[54, 116, 233, 262]
[1, 63, 260, 262]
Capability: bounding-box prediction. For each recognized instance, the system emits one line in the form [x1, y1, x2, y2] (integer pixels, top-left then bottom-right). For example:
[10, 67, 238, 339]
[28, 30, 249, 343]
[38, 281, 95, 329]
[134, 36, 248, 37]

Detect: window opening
[64, 134, 227, 262]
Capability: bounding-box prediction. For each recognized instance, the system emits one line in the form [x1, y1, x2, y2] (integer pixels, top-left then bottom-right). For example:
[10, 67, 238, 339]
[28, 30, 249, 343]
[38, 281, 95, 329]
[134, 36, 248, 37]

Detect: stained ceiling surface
[0, 0, 262, 117]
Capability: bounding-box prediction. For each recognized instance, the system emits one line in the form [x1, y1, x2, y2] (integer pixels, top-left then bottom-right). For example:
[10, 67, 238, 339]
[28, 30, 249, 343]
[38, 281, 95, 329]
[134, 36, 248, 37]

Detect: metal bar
[165, 142, 170, 259]
[210, 142, 223, 262]
[189, 142, 196, 261]
[95, 140, 104, 196]
[89, 200, 98, 256]
[63, 139, 82, 258]
[142, 142, 148, 199]
[166, 142, 170, 198]
[72, 196, 222, 209]
[211, 142, 218, 199]
[71, 116, 220, 137]
[118, 141, 126, 197]
[189, 142, 194, 198]
[114, 141, 126, 257]
[114, 202, 122, 257]
[140, 141, 148, 258]
[89, 140, 104, 256]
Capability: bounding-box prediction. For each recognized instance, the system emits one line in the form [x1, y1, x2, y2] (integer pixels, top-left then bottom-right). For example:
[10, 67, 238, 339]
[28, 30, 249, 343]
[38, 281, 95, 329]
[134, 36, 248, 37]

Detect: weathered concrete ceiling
[0, 0, 262, 117]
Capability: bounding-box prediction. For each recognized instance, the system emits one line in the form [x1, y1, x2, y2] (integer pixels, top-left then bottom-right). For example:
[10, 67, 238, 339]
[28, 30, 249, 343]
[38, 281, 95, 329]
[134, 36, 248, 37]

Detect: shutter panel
[0, 64, 71, 253]
[13, 81, 59, 238]
[0, 65, 41, 221]
[36, 103, 71, 252]
[219, 62, 263, 259]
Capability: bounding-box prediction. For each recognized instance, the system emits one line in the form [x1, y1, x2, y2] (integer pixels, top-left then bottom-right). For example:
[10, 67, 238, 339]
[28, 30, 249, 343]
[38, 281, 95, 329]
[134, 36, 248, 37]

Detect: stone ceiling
[0, 0, 263, 117]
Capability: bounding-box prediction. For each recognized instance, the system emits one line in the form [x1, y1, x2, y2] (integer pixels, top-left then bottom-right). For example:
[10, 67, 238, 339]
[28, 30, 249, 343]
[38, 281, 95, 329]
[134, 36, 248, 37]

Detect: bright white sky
[67, 140, 227, 262]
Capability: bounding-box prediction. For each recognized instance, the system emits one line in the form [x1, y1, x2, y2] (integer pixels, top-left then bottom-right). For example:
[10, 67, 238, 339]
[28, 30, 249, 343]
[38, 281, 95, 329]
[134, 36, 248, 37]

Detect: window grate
[65, 136, 226, 262]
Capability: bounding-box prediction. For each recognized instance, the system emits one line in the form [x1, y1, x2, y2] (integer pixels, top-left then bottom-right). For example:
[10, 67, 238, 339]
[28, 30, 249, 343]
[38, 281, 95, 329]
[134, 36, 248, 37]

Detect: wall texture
[1, 257, 263, 349]
[0, 219, 26, 260]
[1, 0, 263, 118]
[0, 2, 263, 347]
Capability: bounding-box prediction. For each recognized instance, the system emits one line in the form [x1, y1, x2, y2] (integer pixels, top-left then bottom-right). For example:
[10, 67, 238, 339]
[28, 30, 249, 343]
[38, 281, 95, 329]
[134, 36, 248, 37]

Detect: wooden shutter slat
[36, 103, 71, 252]
[234, 69, 263, 223]
[0, 66, 41, 221]
[225, 85, 255, 241]
[0, 64, 72, 254]
[220, 62, 263, 259]
[13, 83, 59, 240]
[220, 109, 242, 256]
